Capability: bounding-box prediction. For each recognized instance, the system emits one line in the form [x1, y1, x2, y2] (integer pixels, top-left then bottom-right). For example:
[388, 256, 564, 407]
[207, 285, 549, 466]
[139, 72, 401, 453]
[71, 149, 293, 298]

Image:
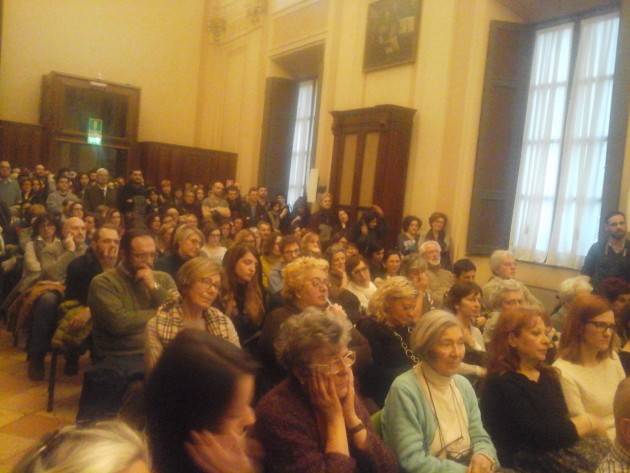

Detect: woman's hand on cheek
[185, 430, 257, 473]
[341, 366, 358, 422]
[307, 371, 343, 423]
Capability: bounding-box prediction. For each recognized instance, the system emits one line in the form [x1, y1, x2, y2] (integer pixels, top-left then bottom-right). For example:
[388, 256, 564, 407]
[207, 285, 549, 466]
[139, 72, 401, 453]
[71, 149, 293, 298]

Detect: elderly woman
[145, 257, 239, 370]
[259, 256, 370, 388]
[553, 293, 625, 440]
[551, 276, 593, 332]
[445, 282, 487, 380]
[155, 224, 204, 277]
[481, 307, 610, 473]
[401, 253, 435, 318]
[357, 276, 419, 407]
[13, 421, 150, 473]
[482, 278, 525, 344]
[255, 307, 398, 473]
[382, 310, 499, 473]
[482, 249, 541, 310]
[300, 231, 322, 258]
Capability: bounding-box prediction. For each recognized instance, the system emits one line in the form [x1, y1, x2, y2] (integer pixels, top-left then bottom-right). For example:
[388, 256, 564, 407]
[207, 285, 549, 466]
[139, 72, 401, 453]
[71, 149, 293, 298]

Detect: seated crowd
[1, 160, 629, 473]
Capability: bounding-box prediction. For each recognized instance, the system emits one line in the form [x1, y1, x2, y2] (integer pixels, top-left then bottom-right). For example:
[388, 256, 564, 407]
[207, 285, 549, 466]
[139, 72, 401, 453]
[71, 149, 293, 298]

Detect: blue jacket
[382, 369, 497, 473]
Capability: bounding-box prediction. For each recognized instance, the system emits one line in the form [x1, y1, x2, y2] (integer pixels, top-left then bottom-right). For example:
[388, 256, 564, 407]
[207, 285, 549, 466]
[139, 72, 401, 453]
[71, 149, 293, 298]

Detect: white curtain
[547, 13, 619, 268]
[287, 80, 317, 207]
[510, 12, 619, 269]
[510, 23, 574, 263]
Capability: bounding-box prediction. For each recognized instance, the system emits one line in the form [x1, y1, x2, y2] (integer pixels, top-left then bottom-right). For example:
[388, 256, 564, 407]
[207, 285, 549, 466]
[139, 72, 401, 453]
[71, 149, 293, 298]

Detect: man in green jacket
[83, 230, 177, 420]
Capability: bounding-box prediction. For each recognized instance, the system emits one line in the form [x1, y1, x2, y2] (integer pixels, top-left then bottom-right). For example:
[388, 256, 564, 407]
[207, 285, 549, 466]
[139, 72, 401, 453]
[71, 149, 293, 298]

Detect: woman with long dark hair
[145, 330, 259, 473]
[222, 244, 266, 350]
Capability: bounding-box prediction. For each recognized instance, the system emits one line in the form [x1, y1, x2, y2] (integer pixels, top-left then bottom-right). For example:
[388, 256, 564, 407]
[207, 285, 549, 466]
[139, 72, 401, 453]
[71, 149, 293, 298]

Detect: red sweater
[255, 378, 399, 473]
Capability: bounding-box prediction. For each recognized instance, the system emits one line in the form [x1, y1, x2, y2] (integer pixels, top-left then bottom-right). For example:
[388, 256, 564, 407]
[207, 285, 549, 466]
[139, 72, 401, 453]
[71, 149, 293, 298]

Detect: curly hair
[274, 307, 352, 371]
[486, 306, 553, 377]
[281, 256, 329, 302]
[368, 276, 418, 322]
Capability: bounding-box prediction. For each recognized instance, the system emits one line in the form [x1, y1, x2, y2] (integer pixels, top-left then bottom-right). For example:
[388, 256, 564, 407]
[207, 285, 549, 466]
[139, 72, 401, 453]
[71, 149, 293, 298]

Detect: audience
[146, 330, 259, 473]
[397, 215, 422, 256]
[255, 307, 398, 473]
[154, 224, 203, 276]
[445, 281, 487, 380]
[382, 310, 498, 473]
[420, 240, 454, 307]
[357, 276, 419, 407]
[482, 249, 541, 310]
[482, 306, 610, 472]
[221, 244, 265, 349]
[145, 257, 239, 370]
[583, 211, 630, 290]
[4, 164, 627, 473]
[400, 253, 435, 318]
[554, 294, 626, 440]
[551, 275, 594, 332]
[86, 230, 177, 418]
[424, 211, 453, 270]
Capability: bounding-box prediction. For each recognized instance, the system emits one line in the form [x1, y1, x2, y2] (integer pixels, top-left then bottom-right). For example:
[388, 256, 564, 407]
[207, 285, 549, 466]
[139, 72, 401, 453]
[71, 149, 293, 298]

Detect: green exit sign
[87, 117, 103, 145]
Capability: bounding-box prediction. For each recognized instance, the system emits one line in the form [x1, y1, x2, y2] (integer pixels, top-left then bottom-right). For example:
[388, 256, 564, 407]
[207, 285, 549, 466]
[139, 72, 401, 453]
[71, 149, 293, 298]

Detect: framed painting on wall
[363, 0, 421, 72]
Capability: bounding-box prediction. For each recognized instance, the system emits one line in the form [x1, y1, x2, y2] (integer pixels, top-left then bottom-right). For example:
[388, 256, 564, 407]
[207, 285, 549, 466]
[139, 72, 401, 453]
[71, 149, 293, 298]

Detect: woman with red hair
[554, 293, 625, 440]
[481, 306, 610, 472]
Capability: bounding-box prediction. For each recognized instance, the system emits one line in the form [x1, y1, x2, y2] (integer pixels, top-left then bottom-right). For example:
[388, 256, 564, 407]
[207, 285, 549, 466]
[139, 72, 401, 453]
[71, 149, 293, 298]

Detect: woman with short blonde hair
[357, 276, 418, 406]
[281, 256, 329, 302]
[146, 256, 239, 370]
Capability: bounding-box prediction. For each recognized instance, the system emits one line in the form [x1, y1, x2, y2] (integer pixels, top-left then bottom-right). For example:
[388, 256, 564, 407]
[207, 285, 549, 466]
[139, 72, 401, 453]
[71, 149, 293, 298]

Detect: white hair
[490, 279, 524, 310]
[419, 240, 441, 254]
[558, 275, 593, 306]
[12, 420, 148, 473]
[96, 168, 109, 176]
[489, 249, 514, 275]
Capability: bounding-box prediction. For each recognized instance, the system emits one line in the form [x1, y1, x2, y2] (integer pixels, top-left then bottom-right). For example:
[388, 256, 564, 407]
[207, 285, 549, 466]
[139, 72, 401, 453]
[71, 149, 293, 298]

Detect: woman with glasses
[256, 307, 398, 473]
[401, 254, 435, 318]
[145, 257, 239, 370]
[345, 255, 377, 313]
[382, 310, 498, 473]
[201, 222, 227, 264]
[553, 293, 625, 440]
[481, 307, 610, 473]
[357, 276, 418, 407]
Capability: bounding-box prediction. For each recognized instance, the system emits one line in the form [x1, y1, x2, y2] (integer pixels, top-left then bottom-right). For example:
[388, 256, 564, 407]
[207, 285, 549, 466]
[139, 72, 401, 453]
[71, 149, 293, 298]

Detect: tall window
[510, 12, 619, 269]
[287, 80, 317, 206]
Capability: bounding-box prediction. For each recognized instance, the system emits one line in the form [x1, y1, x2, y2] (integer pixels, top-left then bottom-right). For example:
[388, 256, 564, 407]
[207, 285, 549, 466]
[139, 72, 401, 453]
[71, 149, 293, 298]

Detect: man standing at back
[117, 169, 147, 224]
[0, 160, 20, 208]
[583, 211, 630, 290]
[84, 168, 117, 211]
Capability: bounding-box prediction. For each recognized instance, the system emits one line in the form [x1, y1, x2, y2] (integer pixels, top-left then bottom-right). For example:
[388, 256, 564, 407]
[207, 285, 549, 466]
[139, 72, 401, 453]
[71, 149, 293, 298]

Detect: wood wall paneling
[137, 141, 237, 190]
[0, 120, 44, 170]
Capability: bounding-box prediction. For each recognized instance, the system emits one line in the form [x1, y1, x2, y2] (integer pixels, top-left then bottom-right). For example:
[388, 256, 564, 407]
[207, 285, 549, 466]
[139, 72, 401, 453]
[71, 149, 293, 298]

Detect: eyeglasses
[198, 277, 222, 291]
[586, 321, 617, 334]
[309, 351, 356, 375]
[308, 278, 331, 290]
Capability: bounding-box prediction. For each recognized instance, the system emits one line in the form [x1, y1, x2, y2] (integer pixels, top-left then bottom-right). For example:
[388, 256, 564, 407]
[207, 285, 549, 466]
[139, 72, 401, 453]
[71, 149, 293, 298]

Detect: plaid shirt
[597, 442, 630, 473]
[146, 298, 240, 369]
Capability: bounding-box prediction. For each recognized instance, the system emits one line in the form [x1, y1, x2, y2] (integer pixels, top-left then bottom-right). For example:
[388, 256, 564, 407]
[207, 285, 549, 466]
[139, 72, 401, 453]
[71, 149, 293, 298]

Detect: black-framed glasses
[586, 321, 616, 333]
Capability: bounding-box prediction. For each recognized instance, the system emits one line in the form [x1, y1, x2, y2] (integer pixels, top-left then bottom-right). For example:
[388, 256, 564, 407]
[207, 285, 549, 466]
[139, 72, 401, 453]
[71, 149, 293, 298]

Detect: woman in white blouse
[553, 293, 625, 440]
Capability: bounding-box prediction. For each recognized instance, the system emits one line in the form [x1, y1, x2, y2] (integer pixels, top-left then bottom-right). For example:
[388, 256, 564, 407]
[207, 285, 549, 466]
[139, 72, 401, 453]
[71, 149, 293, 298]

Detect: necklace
[419, 364, 468, 459]
[391, 326, 419, 365]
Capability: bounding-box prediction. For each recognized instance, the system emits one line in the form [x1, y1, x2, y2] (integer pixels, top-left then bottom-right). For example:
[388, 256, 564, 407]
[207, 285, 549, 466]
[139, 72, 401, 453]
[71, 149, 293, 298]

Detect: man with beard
[583, 211, 630, 289]
[419, 240, 453, 307]
[117, 169, 147, 222]
[59, 225, 121, 375]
